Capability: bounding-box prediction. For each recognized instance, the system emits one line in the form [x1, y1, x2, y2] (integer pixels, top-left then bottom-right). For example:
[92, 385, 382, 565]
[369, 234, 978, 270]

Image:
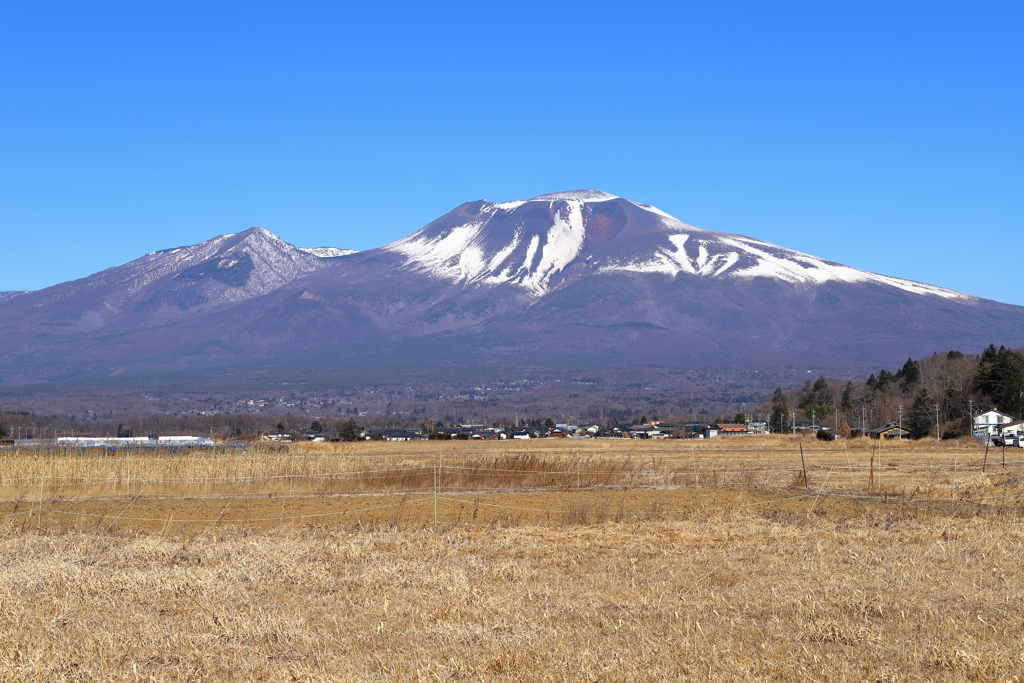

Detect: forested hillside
[758, 344, 1024, 439]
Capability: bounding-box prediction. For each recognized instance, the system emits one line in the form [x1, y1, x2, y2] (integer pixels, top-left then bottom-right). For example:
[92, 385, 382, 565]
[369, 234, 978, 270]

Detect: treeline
[761, 344, 1024, 439]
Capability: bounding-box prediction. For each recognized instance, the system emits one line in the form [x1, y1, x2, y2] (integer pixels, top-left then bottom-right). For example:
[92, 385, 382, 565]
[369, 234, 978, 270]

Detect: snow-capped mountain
[1, 190, 1023, 391]
[1, 228, 339, 335]
[384, 190, 968, 300]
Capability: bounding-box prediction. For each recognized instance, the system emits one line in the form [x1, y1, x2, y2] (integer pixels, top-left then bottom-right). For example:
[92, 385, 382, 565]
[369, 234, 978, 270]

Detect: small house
[868, 423, 908, 440]
[998, 420, 1024, 437]
[384, 430, 423, 442]
[793, 420, 820, 434]
[716, 423, 748, 435]
[975, 410, 1016, 437]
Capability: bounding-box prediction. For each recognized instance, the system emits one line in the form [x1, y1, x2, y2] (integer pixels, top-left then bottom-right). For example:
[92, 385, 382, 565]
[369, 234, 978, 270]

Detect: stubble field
[1, 437, 1023, 681]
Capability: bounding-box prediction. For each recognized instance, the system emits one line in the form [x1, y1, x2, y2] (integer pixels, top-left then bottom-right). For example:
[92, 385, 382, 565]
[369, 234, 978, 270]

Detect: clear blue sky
[2, 1, 1021, 304]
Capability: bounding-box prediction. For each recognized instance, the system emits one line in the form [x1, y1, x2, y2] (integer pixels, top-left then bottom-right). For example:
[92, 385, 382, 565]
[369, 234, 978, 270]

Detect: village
[253, 409, 1024, 447]
[4, 404, 1023, 449]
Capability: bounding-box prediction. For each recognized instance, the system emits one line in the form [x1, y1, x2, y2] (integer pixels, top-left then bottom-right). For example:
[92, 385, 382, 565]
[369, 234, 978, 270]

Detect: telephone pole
[934, 403, 941, 442]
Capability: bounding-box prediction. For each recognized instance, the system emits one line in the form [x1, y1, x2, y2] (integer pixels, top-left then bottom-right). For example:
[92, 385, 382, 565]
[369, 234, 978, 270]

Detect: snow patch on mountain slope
[387, 220, 489, 284]
[300, 247, 358, 258]
[385, 191, 973, 301]
[634, 203, 679, 221]
[721, 236, 970, 298]
[387, 200, 589, 295]
[492, 200, 528, 211]
[509, 199, 587, 295]
[600, 226, 972, 300]
[531, 190, 618, 202]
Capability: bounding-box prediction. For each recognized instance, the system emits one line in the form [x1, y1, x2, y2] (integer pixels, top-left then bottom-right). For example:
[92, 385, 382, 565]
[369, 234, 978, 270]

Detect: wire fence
[1, 443, 1022, 529]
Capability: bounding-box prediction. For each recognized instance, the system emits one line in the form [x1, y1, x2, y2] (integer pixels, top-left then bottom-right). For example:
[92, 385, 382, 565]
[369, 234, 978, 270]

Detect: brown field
[2, 437, 1023, 681]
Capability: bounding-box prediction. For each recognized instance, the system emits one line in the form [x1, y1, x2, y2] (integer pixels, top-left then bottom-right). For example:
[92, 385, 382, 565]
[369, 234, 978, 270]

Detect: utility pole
[861, 406, 866, 437]
[934, 403, 941, 442]
[898, 404, 903, 440]
[968, 398, 974, 437]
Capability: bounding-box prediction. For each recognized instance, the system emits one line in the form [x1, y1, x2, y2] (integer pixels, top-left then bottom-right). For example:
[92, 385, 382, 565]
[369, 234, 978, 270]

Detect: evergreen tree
[310, 420, 323, 432]
[816, 382, 835, 408]
[908, 389, 933, 440]
[899, 358, 920, 385]
[333, 419, 361, 441]
[841, 381, 854, 411]
[811, 375, 834, 406]
[770, 388, 790, 434]
[977, 344, 1024, 417]
[797, 380, 814, 409]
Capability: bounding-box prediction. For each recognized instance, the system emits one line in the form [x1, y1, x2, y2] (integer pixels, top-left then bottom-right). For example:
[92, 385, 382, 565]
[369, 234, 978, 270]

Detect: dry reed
[1, 513, 1022, 681]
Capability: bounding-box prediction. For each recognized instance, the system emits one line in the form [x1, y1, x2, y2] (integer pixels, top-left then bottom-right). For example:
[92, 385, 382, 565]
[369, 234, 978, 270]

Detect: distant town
[2, 344, 1022, 449]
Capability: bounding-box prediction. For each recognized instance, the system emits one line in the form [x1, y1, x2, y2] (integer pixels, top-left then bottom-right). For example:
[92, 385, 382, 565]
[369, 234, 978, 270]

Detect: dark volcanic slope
[2, 190, 1023, 390]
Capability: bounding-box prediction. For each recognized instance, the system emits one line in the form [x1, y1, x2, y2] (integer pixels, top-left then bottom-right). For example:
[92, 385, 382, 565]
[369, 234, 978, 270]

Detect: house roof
[868, 423, 908, 434]
[977, 410, 1014, 420]
[385, 430, 423, 439]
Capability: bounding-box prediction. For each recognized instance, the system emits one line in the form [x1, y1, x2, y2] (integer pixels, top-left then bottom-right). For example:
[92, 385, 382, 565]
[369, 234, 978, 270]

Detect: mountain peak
[383, 191, 973, 301]
[233, 226, 283, 245]
[528, 190, 619, 202]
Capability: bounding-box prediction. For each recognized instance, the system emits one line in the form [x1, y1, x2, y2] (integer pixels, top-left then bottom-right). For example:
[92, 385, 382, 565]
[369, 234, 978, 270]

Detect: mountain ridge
[0, 190, 1021, 394]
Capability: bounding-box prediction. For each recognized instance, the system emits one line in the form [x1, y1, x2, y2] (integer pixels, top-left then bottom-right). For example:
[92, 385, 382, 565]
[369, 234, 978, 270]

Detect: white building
[974, 410, 1015, 437]
[56, 436, 214, 447]
[996, 420, 1024, 442]
[158, 436, 214, 446]
[57, 437, 150, 447]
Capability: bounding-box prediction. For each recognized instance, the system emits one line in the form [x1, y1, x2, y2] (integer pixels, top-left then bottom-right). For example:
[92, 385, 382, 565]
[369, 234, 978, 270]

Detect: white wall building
[974, 410, 1016, 437]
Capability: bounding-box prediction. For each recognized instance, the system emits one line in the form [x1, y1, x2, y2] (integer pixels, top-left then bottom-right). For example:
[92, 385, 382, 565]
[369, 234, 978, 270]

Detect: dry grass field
[1, 437, 1023, 681]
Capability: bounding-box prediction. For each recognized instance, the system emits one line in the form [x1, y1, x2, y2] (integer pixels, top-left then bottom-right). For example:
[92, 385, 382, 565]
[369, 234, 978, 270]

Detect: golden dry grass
[1, 437, 1023, 681]
[2, 515, 1024, 681]
[1, 435, 1019, 504]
